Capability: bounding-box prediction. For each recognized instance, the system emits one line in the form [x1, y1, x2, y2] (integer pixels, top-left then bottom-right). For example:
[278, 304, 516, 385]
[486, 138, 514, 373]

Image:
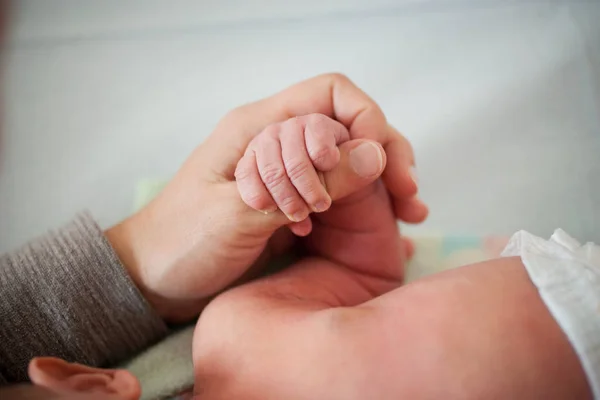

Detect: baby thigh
[331, 257, 592, 400]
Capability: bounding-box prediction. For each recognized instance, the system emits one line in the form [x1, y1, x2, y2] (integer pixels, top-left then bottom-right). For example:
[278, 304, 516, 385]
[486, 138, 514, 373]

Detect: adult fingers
[209, 73, 387, 177]
[211, 72, 423, 219]
[382, 125, 418, 199]
[394, 196, 429, 224]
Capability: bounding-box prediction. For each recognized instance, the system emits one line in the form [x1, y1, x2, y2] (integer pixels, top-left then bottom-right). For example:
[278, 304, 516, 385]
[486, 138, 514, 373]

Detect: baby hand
[235, 114, 350, 236]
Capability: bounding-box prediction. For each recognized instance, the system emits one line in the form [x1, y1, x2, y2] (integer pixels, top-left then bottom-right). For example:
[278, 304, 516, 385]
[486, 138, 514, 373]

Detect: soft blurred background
[0, 0, 598, 253]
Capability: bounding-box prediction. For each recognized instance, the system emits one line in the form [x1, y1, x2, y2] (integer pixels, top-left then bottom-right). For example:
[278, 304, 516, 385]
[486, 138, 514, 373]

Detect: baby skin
[191, 115, 593, 399]
[17, 114, 591, 400]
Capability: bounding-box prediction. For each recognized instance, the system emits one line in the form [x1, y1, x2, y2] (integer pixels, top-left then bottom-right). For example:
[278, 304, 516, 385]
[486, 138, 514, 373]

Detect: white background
[1, 0, 598, 252]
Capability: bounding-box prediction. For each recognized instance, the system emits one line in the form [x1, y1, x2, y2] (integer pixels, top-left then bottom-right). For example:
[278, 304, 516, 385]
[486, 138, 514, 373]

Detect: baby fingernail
[349, 142, 383, 178]
[288, 211, 308, 222]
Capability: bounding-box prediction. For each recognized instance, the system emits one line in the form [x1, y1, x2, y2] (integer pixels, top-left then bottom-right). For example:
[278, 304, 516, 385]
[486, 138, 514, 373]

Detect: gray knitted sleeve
[0, 213, 169, 383]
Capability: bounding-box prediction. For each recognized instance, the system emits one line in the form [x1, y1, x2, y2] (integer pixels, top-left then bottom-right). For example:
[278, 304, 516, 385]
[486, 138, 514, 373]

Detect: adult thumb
[322, 139, 387, 201]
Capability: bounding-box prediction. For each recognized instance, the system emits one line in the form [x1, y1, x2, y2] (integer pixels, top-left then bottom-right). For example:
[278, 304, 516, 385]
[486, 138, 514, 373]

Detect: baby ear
[28, 357, 141, 400]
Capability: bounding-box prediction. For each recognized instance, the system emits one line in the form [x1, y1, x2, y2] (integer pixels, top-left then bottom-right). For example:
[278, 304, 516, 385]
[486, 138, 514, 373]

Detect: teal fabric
[441, 236, 482, 257]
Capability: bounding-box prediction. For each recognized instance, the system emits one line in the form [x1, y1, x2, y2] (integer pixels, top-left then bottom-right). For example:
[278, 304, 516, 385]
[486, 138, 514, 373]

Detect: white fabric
[502, 229, 600, 398]
[121, 327, 194, 400]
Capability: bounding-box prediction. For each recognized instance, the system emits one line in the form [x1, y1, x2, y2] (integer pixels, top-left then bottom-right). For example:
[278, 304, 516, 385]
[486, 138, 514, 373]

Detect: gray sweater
[0, 213, 169, 384]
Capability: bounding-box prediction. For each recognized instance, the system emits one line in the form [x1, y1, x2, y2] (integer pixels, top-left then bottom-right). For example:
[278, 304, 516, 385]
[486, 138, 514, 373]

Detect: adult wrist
[104, 215, 207, 323]
[104, 217, 164, 316]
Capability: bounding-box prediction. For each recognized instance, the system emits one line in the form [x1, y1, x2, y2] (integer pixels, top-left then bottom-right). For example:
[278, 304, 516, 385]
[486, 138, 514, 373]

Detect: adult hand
[105, 73, 427, 322]
[192, 255, 591, 400]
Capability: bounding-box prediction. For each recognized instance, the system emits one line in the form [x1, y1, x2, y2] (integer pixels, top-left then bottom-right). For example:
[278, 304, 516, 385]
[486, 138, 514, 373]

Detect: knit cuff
[0, 212, 169, 382]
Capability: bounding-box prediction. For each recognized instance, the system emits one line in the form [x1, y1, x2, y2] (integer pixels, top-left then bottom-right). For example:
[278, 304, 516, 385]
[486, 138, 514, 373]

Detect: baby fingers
[235, 114, 349, 226]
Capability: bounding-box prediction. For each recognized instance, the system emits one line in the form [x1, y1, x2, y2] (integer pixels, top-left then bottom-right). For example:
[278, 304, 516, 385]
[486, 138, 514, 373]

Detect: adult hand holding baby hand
[106, 73, 427, 322]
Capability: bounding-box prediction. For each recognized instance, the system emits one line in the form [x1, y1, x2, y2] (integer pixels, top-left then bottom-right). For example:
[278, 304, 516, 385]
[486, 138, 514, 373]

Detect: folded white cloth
[503, 229, 600, 398]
